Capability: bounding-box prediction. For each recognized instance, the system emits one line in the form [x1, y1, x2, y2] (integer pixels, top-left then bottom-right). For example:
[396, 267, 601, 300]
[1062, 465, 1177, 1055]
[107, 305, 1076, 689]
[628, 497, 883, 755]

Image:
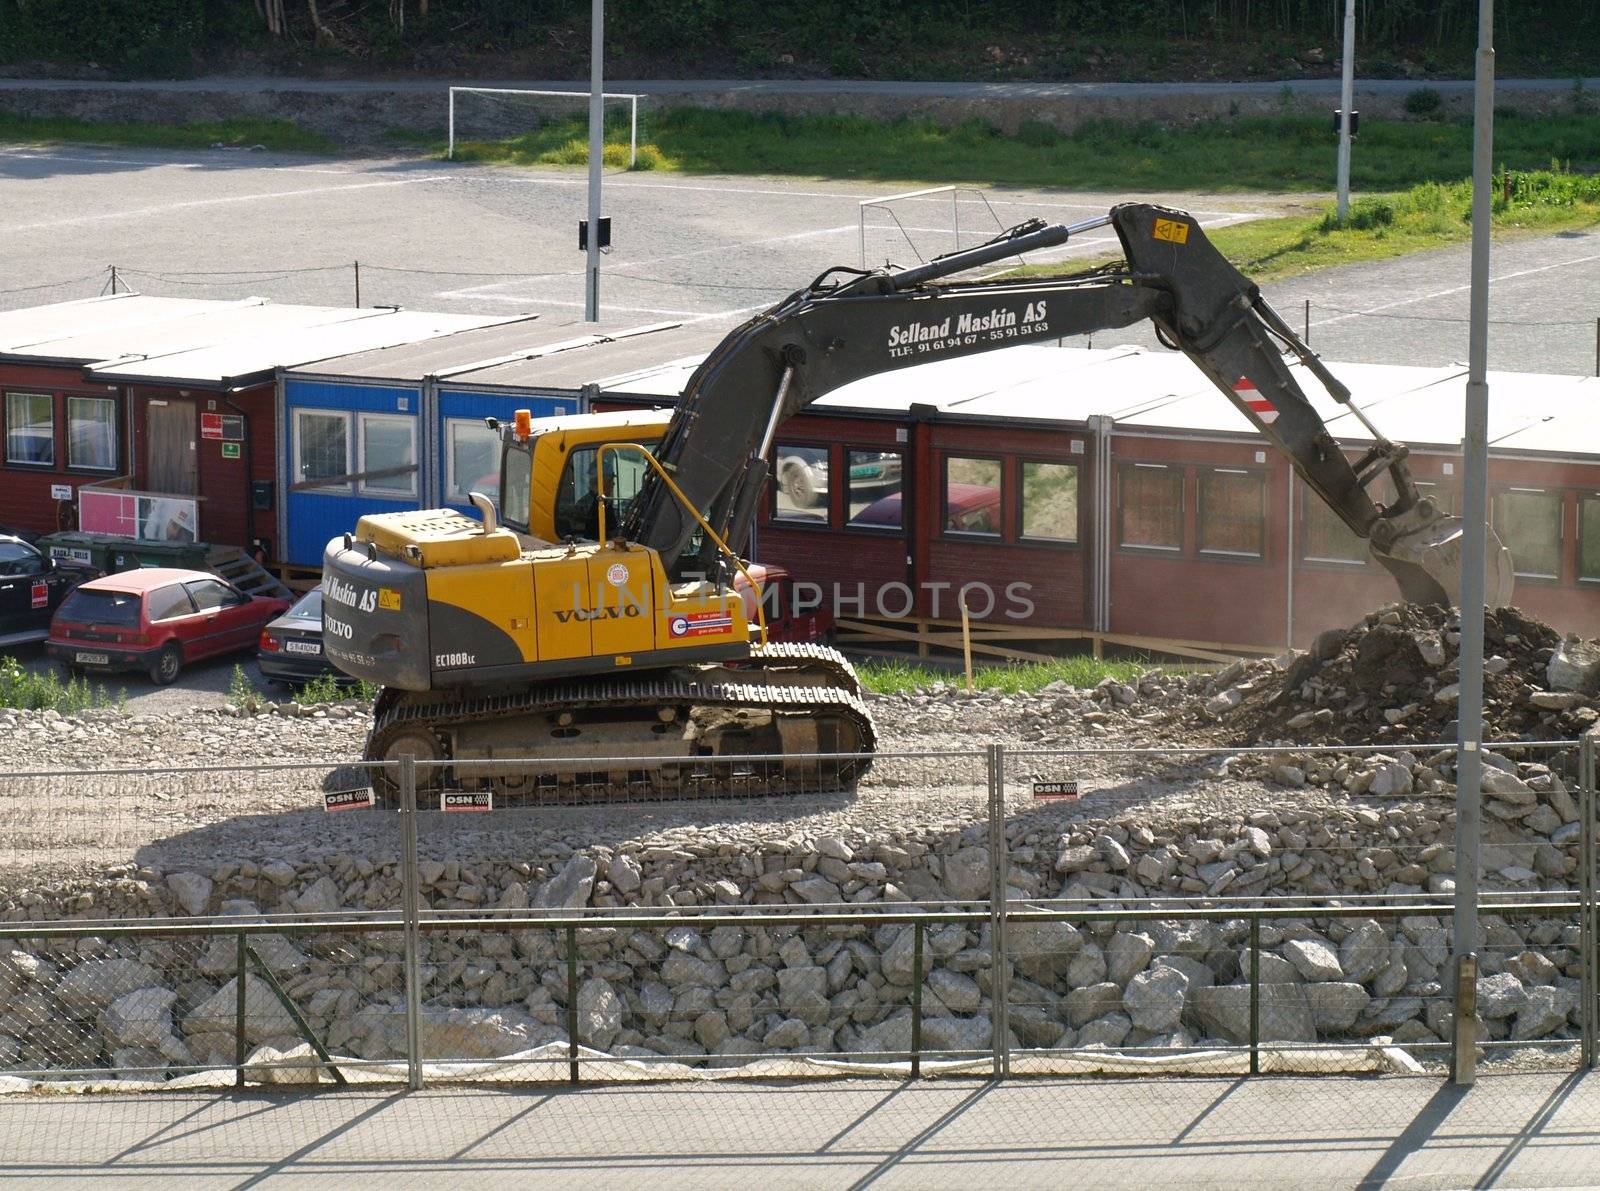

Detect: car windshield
[290, 589, 324, 619]
[57, 588, 140, 627]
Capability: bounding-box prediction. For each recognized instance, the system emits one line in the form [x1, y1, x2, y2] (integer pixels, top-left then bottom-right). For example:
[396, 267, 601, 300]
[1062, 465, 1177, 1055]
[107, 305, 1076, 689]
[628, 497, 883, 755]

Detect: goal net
[856, 185, 1012, 271]
[447, 87, 646, 169]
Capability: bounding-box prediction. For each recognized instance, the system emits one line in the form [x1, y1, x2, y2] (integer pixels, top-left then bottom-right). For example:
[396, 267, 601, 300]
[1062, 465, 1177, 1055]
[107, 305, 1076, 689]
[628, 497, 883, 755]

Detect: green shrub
[0, 656, 122, 714]
[228, 664, 268, 714]
[1320, 197, 1397, 232]
[293, 673, 379, 705]
[1404, 87, 1444, 116]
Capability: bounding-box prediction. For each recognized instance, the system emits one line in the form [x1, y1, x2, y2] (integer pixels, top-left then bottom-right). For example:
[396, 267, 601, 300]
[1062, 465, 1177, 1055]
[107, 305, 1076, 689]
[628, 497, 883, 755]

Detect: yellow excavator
[323, 203, 1514, 799]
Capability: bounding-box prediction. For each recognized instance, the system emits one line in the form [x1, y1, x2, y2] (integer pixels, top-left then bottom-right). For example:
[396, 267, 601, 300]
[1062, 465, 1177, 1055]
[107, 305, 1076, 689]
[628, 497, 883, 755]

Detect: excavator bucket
[1371, 511, 1516, 610]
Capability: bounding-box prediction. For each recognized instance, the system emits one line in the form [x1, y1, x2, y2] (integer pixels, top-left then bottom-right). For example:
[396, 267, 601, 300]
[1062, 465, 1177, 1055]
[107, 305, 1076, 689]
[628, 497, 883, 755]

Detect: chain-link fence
[0, 735, 1594, 1087]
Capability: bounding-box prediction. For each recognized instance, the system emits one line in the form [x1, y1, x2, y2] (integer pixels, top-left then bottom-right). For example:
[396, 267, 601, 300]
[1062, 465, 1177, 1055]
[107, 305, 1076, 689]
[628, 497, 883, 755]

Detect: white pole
[629, 96, 638, 170]
[1336, 0, 1356, 222]
[447, 87, 456, 161]
[584, 0, 604, 322]
[1452, 0, 1496, 1089]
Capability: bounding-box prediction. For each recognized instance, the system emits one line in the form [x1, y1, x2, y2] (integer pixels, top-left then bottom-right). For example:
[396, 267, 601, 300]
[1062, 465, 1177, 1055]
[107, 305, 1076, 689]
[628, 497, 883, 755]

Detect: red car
[735, 564, 836, 645]
[47, 568, 290, 685]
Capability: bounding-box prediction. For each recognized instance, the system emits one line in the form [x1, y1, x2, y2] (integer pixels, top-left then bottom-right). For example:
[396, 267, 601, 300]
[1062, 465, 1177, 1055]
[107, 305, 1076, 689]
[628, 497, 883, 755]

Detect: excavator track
[364, 644, 875, 804]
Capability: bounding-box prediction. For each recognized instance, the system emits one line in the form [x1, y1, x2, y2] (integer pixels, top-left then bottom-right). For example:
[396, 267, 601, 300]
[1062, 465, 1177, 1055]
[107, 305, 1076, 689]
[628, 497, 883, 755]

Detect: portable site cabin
[0, 295, 512, 564]
[600, 344, 1600, 657]
[276, 320, 720, 570]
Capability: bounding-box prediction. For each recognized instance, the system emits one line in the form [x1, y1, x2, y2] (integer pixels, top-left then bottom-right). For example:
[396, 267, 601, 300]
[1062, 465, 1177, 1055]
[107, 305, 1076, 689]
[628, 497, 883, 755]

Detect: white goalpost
[447, 86, 644, 168]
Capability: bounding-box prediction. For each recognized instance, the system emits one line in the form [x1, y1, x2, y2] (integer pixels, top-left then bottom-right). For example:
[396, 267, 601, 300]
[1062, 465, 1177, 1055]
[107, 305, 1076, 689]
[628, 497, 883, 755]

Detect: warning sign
[1152, 218, 1190, 245]
[1032, 780, 1080, 800]
[324, 788, 375, 813]
[200, 412, 223, 440]
[30, 581, 48, 610]
[442, 790, 493, 813]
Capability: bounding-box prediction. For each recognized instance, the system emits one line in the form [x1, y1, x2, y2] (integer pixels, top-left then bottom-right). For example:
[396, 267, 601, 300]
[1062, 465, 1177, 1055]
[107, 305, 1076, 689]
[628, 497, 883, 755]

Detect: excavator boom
[628, 202, 1513, 609]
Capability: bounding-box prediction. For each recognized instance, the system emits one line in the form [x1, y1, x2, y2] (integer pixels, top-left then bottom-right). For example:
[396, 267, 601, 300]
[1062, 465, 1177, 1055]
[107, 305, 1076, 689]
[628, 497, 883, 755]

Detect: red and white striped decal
[1235, 376, 1278, 424]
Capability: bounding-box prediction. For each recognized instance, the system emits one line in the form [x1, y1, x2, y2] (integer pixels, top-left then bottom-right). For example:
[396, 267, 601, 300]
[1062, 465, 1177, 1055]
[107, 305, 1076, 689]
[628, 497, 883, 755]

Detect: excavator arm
[624, 202, 1512, 609]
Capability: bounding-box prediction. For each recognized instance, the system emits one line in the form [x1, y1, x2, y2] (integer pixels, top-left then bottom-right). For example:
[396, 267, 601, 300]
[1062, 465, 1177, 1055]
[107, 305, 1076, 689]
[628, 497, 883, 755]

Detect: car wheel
[782, 463, 819, 509]
[149, 643, 183, 686]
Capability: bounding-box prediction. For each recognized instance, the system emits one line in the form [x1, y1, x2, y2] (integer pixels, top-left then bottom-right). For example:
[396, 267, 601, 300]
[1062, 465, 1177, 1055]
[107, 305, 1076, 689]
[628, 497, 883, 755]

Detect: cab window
[555, 442, 650, 541]
[501, 443, 532, 532]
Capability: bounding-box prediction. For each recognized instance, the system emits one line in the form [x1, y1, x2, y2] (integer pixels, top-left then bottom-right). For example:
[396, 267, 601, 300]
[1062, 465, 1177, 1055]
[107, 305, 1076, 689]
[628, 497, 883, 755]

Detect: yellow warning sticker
[378, 587, 402, 611]
[1153, 218, 1190, 245]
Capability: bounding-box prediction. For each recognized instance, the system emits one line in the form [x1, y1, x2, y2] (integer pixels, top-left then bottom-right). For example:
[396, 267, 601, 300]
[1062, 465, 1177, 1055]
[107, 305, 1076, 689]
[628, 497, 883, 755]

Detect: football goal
[446, 87, 645, 168]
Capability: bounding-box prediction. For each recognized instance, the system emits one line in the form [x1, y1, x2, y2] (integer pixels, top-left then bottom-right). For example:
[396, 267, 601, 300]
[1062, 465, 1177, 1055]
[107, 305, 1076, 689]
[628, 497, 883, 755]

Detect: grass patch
[856, 655, 1153, 696]
[0, 656, 123, 715]
[440, 107, 1600, 192]
[1011, 168, 1600, 282]
[0, 111, 337, 154]
[293, 672, 379, 705]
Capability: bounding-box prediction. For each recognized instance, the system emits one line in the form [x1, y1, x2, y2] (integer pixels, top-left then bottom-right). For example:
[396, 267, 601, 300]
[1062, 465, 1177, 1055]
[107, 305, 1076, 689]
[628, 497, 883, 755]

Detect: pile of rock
[1083, 604, 1600, 750]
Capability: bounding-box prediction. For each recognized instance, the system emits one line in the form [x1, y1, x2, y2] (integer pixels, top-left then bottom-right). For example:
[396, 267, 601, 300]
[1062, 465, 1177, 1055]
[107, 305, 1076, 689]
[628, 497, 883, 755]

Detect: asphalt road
[0, 143, 1275, 326]
[6, 144, 1597, 374]
[1, 1073, 1597, 1187]
[2, 73, 1596, 99]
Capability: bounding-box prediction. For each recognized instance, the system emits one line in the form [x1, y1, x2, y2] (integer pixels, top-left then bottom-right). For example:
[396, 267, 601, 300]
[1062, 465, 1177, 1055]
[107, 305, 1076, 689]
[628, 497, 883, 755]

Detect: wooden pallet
[207, 545, 294, 601]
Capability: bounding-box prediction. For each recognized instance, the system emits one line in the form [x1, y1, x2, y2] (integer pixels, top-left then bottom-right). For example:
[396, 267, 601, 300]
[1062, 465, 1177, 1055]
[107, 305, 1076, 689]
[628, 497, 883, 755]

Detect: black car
[257, 587, 340, 684]
[0, 534, 97, 649]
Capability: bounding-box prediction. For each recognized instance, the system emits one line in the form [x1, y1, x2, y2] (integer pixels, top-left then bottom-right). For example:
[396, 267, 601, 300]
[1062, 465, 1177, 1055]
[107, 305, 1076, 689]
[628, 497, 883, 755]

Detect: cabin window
[1019, 461, 1079, 544]
[772, 443, 830, 525]
[66, 397, 117, 471]
[846, 449, 905, 531]
[1580, 494, 1600, 583]
[294, 410, 350, 492]
[1118, 463, 1182, 551]
[1198, 468, 1265, 559]
[943, 456, 1002, 537]
[501, 443, 531, 532]
[1495, 488, 1562, 580]
[358, 414, 416, 497]
[5, 392, 54, 466]
[445, 419, 501, 505]
[1299, 481, 1364, 564]
[555, 441, 651, 541]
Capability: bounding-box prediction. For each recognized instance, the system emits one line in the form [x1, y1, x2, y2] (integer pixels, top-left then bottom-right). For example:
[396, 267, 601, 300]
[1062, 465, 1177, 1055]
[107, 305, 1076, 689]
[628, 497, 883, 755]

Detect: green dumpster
[38, 531, 210, 575]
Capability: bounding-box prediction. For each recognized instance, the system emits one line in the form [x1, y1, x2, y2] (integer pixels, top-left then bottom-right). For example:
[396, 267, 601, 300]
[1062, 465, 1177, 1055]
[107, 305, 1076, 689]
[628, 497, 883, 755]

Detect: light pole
[584, 0, 604, 321]
[1452, 0, 1495, 1088]
[1335, 0, 1356, 222]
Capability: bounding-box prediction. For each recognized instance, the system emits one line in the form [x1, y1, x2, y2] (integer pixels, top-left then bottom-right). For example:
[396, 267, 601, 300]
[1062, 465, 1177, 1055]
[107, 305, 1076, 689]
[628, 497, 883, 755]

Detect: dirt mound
[1155, 604, 1598, 749]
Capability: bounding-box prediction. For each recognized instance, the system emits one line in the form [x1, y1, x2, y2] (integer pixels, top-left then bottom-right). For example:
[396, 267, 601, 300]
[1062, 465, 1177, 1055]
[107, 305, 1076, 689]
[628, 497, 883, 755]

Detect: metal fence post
[1582, 730, 1596, 1069]
[400, 755, 424, 1091]
[1249, 915, 1261, 1075]
[987, 743, 1010, 1078]
[910, 920, 924, 1080]
[1452, 952, 1479, 1085]
[234, 931, 247, 1088]
[566, 925, 581, 1085]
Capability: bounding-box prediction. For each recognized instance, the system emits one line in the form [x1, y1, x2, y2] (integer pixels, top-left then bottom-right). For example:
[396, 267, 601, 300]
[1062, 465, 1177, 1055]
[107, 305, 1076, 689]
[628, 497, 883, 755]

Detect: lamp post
[1452, 0, 1495, 1088]
[584, 0, 604, 321]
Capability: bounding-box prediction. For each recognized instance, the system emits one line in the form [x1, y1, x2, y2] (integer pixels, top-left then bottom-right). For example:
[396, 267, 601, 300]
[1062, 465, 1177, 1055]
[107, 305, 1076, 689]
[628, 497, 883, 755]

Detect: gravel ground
[0, 687, 1304, 880]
